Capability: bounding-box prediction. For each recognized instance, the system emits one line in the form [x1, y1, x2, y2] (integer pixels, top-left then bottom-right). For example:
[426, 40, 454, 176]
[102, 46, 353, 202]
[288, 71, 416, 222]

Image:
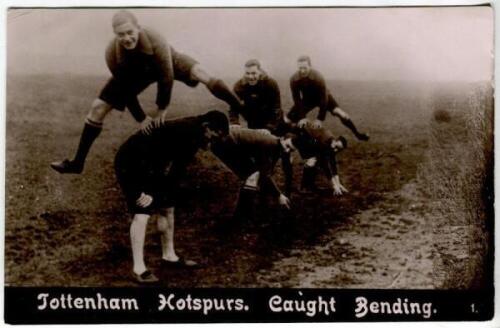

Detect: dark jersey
[293, 125, 339, 178]
[289, 69, 339, 121]
[102, 28, 199, 122]
[114, 115, 206, 197]
[230, 75, 282, 131]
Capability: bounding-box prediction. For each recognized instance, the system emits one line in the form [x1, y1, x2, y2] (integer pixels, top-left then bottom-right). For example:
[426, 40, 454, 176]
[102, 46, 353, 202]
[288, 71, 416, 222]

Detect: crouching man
[211, 126, 295, 223]
[114, 110, 229, 283]
[292, 120, 348, 196]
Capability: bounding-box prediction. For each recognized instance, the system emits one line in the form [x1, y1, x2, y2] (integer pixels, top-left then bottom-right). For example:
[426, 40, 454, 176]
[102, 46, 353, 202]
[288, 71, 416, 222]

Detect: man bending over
[114, 110, 228, 283]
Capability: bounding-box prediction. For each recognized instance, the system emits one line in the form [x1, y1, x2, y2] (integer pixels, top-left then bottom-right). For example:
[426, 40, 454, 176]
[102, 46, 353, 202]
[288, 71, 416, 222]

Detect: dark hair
[201, 110, 229, 135]
[297, 55, 311, 65]
[112, 10, 138, 28]
[337, 135, 347, 149]
[245, 59, 261, 69]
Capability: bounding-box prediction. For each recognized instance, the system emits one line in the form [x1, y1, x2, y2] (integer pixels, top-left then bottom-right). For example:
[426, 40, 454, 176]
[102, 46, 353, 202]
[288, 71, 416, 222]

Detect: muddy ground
[5, 75, 490, 288]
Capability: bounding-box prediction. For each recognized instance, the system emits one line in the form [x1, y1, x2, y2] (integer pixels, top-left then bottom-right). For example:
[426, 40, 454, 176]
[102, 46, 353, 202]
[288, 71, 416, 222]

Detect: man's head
[297, 55, 312, 77]
[331, 135, 347, 153]
[112, 10, 140, 50]
[244, 59, 262, 86]
[201, 110, 230, 148]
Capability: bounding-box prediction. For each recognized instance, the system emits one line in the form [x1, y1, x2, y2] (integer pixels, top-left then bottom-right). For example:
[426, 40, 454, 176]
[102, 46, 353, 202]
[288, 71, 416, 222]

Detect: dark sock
[341, 117, 362, 137]
[234, 189, 257, 222]
[207, 78, 242, 109]
[72, 120, 102, 166]
[301, 167, 317, 190]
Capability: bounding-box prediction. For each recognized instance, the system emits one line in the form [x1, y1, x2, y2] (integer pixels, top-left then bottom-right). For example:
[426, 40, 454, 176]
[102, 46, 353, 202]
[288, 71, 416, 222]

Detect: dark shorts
[115, 144, 178, 215]
[172, 51, 200, 87]
[287, 93, 339, 122]
[116, 168, 178, 215]
[99, 51, 199, 112]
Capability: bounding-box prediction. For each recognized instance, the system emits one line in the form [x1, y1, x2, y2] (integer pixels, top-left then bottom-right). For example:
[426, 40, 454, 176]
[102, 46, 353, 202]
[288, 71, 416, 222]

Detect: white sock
[244, 171, 260, 190]
[130, 213, 150, 275]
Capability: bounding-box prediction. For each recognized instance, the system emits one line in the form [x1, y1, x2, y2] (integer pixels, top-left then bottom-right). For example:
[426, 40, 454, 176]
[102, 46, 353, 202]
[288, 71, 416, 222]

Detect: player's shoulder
[260, 75, 278, 88]
[310, 69, 325, 81]
[290, 71, 301, 83]
[263, 74, 278, 84]
[141, 27, 169, 50]
[105, 37, 117, 54]
[234, 78, 246, 90]
[142, 27, 163, 41]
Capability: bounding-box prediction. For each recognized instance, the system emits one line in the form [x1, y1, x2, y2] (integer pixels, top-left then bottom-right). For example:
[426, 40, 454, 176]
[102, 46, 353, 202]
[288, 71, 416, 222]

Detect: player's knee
[157, 216, 167, 232]
[166, 207, 174, 217]
[132, 213, 150, 226]
[165, 208, 175, 228]
[190, 64, 211, 84]
[334, 107, 349, 120]
[305, 157, 317, 167]
[88, 99, 112, 123]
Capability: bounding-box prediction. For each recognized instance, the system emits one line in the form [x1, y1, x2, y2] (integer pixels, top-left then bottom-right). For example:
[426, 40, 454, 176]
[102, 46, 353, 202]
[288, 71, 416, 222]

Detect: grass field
[5, 74, 493, 288]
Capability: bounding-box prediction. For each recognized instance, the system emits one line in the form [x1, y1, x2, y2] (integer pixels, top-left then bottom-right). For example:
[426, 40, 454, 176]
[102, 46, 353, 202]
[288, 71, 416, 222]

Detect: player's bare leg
[51, 99, 112, 174]
[157, 208, 179, 262]
[190, 64, 242, 109]
[130, 213, 158, 283]
[159, 207, 198, 268]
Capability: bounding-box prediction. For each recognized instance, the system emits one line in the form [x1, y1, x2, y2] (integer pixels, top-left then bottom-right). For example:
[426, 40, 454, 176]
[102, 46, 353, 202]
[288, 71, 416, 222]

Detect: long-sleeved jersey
[106, 28, 175, 110]
[230, 75, 283, 131]
[293, 125, 340, 179]
[289, 69, 339, 122]
[114, 115, 208, 193]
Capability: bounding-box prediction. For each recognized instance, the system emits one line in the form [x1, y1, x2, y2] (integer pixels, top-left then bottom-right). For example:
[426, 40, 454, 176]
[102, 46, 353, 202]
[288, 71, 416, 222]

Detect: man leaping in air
[286, 55, 369, 141]
[51, 10, 241, 174]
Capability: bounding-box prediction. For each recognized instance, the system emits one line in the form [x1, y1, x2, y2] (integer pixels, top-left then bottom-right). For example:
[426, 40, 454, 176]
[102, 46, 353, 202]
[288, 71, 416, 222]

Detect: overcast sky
[7, 7, 493, 81]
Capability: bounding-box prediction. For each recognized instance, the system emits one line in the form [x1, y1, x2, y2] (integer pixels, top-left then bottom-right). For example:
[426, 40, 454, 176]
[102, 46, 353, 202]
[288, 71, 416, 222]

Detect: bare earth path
[255, 182, 438, 288]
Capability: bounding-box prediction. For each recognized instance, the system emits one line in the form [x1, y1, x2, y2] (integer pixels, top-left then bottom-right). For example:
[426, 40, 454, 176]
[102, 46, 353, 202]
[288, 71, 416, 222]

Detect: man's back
[116, 116, 204, 172]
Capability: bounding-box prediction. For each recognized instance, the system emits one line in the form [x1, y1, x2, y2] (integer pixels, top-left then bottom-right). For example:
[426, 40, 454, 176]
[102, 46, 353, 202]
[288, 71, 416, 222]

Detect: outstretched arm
[318, 150, 348, 196]
[260, 175, 291, 209]
[290, 78, 302, 108]
[264, 79, 283, 131]
[315, 74, 329, 122]
[229, 82, 243, 125]
[281, 152, 293, 196]
[154, 44, 175, 112]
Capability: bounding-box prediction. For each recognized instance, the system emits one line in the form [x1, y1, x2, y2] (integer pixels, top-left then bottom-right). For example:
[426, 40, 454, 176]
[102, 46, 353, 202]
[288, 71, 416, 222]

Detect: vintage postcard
[3, 4, 495, 324]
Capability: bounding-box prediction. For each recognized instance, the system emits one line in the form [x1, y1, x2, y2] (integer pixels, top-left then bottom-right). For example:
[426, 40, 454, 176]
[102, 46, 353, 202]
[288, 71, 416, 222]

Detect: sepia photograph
[4, 5, 494, 323]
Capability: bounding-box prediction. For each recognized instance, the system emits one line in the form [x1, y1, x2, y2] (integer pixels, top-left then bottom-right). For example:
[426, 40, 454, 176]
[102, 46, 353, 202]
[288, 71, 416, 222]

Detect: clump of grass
[417, 83, 493, 289]
[433, 109, 452, 123]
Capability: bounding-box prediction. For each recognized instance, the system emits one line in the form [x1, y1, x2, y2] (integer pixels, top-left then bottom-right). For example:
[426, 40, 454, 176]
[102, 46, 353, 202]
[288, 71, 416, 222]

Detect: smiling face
[113, 21, 140, 50]
[297, 60, 312, 77]
[244, 64, 261, 86]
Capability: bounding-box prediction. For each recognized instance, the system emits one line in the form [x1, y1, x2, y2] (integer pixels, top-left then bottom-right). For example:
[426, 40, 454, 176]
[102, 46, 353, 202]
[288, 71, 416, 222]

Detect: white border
[0, 1, 497, 327]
